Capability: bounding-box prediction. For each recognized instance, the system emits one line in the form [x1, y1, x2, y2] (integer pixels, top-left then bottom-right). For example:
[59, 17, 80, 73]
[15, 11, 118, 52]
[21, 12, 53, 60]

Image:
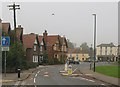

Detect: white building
[96, 43, 118, 61]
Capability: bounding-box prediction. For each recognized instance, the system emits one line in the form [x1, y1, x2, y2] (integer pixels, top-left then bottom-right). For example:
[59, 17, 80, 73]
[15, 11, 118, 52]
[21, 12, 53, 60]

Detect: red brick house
[0, 23, 11, 45]
[0, 23, 11, 36]
[0, 22, 23, 43]
[42, 30, 68, 61]
[23, 33, 40, 63]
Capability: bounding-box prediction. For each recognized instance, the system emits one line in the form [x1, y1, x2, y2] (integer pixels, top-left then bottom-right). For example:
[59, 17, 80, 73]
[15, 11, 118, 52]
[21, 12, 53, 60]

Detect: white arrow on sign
[2, 38, 6, 44]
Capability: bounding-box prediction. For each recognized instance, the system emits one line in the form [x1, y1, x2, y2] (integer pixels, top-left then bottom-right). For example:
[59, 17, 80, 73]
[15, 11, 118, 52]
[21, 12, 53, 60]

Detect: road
[14, 62, 109, 87]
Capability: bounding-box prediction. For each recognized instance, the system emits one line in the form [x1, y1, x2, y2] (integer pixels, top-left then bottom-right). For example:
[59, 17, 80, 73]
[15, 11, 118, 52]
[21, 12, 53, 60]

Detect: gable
[34, 39, 37, 44]
[41, 40, 44, 45]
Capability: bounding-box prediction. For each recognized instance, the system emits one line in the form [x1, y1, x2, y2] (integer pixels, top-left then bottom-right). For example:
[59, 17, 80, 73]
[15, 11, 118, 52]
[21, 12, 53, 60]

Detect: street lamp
[92, 14, 97, 72]
[89, 44, 93, 70]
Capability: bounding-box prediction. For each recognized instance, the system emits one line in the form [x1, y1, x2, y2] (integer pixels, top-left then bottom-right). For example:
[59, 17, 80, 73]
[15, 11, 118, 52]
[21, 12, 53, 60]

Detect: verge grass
[95, 65, 120, 78]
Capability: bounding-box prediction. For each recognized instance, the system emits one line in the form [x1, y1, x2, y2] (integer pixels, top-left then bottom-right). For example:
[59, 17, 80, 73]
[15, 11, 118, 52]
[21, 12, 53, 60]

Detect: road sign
[1, 37, 10, 47]
[68, 65, 72, 74]
[1, 47, 9, 51]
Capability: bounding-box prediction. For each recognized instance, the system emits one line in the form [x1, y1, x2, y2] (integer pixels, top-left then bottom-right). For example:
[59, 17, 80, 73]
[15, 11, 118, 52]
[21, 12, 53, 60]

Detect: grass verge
[95, 65, 120, 78]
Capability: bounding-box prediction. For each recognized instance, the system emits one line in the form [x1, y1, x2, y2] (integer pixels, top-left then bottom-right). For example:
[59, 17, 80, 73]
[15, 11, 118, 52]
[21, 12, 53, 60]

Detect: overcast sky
[1, 2, 118, 47]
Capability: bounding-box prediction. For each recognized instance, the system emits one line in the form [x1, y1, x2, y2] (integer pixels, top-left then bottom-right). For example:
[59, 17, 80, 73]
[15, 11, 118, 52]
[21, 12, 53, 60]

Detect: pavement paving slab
[75, 63, 120, 87]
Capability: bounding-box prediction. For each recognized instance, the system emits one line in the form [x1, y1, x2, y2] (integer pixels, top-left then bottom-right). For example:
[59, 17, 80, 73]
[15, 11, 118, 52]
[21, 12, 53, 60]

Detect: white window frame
[39, 56, 43, 62]
[34, 45, 36, 51]
[33, 55, 38, 62]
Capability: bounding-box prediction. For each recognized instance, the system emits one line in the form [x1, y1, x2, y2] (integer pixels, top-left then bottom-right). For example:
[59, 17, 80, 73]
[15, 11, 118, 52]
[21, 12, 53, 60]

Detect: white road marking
[72, 68, 77, 73]
[34, 78, 36, 83]
[101, 84, 105, 85]
[35, 74, 37, 77]
[88, 80, 95, 82]
[44, 75, 49, 77]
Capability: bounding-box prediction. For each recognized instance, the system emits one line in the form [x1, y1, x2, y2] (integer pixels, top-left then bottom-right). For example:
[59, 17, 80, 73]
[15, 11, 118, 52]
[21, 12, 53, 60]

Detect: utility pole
[8, 2, 20, 70]
[93, 14, 96, 72]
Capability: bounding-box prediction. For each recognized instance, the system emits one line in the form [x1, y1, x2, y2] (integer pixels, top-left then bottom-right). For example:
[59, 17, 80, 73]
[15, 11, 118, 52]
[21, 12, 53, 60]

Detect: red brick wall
[16, 29, 23, 41]
[46, 46, 54, 58]
[26, 44, 39, 63]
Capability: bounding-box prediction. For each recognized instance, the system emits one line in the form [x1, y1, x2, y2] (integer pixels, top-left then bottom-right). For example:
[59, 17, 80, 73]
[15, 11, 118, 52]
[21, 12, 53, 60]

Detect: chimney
[16, 25, 23, 41]
[43, 30, 48, 45]
[43, 30, 48, 36]
[18, 25, 21, 27]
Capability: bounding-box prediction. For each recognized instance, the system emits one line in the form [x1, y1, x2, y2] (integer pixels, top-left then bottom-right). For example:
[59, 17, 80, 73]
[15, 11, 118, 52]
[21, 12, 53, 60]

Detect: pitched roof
[46, 35, 59, 46]
[23, 33, 36, 50]
[38, 36, 43, 44]
[97, 43, 115, 47]
[60, 37, 68, 47]
[68, 48, 89, 54]
[0, 23, 10, 34]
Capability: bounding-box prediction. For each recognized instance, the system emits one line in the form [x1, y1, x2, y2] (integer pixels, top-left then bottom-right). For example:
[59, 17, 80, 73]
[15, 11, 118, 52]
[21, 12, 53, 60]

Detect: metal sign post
[1, 37, 10, 77]
[5, 51, 6, 77]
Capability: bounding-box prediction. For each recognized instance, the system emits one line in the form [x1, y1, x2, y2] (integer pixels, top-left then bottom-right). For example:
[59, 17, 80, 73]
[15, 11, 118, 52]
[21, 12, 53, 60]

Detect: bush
[48, 58, 54, 65]
[54, 58, 60, 64]
[26, 61, 37, 69]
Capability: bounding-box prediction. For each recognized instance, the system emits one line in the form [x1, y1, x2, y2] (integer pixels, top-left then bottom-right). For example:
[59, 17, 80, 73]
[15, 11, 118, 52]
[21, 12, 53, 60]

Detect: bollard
[18, 68, 20, 78]
[68, 65, 72, 75]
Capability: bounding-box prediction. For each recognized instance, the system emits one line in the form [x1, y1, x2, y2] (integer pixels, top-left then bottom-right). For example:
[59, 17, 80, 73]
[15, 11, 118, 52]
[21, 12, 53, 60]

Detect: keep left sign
[1, 37, 10, 47]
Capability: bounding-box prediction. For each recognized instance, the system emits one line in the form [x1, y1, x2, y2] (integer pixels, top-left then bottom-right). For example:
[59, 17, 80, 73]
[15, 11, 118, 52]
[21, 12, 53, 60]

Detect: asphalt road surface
[3, 62, 110, 87]
[33, 62, 108, 86]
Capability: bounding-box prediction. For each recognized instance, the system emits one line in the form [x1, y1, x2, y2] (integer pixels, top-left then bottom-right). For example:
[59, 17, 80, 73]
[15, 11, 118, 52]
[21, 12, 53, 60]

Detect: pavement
[2, 65, 48, 83]
[73, 62, 120, 87]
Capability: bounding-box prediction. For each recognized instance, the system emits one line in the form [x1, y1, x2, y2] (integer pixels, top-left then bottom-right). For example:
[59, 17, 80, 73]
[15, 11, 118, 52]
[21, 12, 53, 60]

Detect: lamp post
[89, 44, 93, 70]
[92, 14, 97, 72]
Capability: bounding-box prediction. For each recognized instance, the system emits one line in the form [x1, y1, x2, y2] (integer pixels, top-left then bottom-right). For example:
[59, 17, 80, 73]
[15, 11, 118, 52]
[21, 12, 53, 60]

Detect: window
[39, 56, 43, 62]
[34, 45, 36, 51]
[40, 46, 42, 52]
[33, 55, 38, 62]
[55, 54, 57, 58]
[82, 58, 84, 60]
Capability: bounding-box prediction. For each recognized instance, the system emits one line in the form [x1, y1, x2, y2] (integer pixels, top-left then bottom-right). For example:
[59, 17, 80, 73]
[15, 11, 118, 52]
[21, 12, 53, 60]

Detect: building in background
[96, 43, 118, 62]
[67, 48, 90, 62]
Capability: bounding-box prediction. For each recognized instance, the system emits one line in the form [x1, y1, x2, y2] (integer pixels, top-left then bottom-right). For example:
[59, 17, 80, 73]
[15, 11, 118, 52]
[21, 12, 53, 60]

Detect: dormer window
[34, 45, 36, 51]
